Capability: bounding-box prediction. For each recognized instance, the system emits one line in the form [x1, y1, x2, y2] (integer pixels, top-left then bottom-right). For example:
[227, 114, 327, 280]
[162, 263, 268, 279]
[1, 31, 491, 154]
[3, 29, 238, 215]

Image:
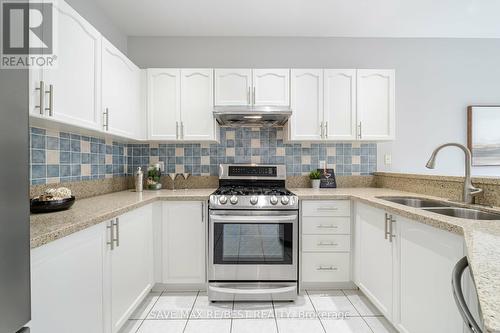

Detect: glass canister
[146, 163, 162, 190]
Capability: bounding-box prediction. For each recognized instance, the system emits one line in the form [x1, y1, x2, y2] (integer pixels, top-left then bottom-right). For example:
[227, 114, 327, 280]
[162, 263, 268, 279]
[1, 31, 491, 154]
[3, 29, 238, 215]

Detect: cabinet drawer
[302, 217, 351, 235]
[302, 235, 350, 252]
[302, 253, 350, 283]
[302, 200, 351, 217]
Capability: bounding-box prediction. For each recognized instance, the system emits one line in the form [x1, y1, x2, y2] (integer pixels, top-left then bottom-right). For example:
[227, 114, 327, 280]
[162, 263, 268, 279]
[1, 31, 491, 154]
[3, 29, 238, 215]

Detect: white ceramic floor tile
[343, 290, 383, 316]
[276, 318, 325, 333]
[118, 320, 143, 333]
[136, 320, 186, 333]
[190, 292, 233, 319]
[129, 292, 162, 320]
[273, 295, 317, 318]
[231, 319, 278, 333]
[364, 317, 399, 333]
[147, 292, 197, 320]
[322, 317, 372, 333]
[232, 301, 275, 319]
[184, 319, 231, 333]
[307, 290, 359, 317]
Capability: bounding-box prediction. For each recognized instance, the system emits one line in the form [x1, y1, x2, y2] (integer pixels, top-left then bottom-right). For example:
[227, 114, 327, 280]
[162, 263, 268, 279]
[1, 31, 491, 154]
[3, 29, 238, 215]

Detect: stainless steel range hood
[213, 106, 292, 127]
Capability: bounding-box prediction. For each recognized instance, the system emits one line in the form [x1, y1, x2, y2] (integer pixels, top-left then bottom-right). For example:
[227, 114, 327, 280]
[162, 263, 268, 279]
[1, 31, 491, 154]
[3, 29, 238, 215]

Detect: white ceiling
[94, 0, 500, 38]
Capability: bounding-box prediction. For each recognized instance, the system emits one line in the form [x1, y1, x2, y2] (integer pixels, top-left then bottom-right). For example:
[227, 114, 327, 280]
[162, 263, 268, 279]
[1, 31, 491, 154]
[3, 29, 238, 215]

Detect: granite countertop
[30, 187, 500, 332]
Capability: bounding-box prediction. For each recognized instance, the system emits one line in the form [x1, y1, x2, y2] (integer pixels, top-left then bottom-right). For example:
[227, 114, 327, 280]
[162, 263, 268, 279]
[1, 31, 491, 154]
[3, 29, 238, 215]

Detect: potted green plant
[309, 170, 321, 189]
[146, 164, 162, 190]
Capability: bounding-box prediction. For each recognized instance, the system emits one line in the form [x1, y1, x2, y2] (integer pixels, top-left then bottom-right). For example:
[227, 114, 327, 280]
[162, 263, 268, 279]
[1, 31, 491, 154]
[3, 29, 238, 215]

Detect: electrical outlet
[384, 154, 392, 165]
[319, 160, 326, 169]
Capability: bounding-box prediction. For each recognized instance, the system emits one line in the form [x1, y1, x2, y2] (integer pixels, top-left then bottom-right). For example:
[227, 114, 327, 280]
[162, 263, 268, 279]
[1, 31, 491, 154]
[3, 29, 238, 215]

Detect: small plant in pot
[309, 170, 321, 189]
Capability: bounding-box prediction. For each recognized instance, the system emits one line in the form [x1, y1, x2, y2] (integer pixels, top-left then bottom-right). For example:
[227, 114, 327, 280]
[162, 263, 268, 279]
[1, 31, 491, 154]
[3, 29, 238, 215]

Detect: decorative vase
[311, 179, 321, 189]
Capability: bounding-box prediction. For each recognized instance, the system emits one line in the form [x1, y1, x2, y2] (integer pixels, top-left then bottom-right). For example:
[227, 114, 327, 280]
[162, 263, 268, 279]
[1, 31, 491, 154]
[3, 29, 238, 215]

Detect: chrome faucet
[425, 143, 483, 204]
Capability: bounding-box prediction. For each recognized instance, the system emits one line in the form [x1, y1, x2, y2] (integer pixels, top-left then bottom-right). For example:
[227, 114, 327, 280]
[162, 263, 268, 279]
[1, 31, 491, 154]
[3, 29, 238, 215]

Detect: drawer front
[302, 235, 351, 252]
[302, 252, 350, 283]
[302, 200, 351, 217]
[302, 217, 351, 235]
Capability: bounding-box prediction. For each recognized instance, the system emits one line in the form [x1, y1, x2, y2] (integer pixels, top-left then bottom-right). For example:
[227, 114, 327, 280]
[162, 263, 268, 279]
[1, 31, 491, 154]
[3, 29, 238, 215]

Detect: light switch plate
[319, 160, 326, 169]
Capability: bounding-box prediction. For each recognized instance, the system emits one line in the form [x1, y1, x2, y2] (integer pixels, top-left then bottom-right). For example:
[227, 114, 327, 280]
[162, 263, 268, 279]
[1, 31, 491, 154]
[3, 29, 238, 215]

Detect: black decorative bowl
[30, 196, 75, 214]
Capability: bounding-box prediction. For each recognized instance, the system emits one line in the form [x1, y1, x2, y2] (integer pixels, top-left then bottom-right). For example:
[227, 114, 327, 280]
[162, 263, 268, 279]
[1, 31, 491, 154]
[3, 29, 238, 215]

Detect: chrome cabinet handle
[247, 87, 251, 105]
[252, 86, 256, 105]
[113, 218, 120, 247]
[384, 213, 390, 239]
[45, 84, 53, 116]
[320, 121, 324, 139]
[180, 122, 184, 139]
[317, 242, 338, 246]
[385, 213, 396, 242]
[201, 202, 204, 222]
[325, 121, 329, 139]
[35, 80, 45, 115]
[107, 220, 114, 250]
[176, 121, 179, 139]
[317, 266, 338, 271]
[103, 108, 109, 131]
[317, 224, 338, 229]
[389, 216, 396, 242]
[358, 122, 363, 139]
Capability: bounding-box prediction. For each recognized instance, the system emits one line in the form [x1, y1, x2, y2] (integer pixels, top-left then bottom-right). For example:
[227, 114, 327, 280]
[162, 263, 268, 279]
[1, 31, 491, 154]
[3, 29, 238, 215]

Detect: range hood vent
[213, 106, 292, 128]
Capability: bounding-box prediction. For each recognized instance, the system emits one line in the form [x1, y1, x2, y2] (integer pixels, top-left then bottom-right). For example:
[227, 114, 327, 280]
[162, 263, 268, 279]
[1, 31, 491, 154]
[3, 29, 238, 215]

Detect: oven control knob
[230, 195, 238, 205]
[250, 196, 259, 205]
[270, 195, 278, 205]
[281, 196, 290, 205]
[219, 195, 228, 205]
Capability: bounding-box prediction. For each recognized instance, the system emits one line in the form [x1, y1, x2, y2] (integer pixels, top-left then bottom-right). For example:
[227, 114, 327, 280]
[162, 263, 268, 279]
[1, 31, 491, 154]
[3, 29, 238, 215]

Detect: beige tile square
[46, 150, 59, 164]
[81, 141, 90, 153]
[176, 165, 184, 173]
[226, 148, 235, 156]
[251, 139, 260, 148]
[327, 147, 336, 156]
[327, 164, 336, 169]
[105, 137, 113, 145]
[202, 156, 210, 165]
[352, 155, 360, 164]
[81, 164, 91, 177]
[201, 142, 210, 149]
[105, 174, 113, 179]
[302, 155, 311, 164]
[46, 177, 60, 184]
[302, 142, 311, 148]
[149, 142, 159, 149]
[106, 154, 113, 165]
[251, 155, 260, 164]
[45, 129, 59, 137]
[150, 156, 159, 164]
[176, 148, 184, 156]
[352, 142, 361, 149]
[276, 147, 285, 156]
[226, 131, 235, 140]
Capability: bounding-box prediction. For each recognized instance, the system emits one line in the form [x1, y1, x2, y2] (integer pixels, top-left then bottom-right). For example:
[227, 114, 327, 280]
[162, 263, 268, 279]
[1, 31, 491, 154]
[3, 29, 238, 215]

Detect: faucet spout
[425, 143, 483, 204]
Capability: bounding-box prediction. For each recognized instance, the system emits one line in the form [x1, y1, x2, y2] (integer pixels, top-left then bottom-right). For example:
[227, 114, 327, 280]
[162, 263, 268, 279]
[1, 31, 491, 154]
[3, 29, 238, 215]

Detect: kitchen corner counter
[30, 187, 500, 332]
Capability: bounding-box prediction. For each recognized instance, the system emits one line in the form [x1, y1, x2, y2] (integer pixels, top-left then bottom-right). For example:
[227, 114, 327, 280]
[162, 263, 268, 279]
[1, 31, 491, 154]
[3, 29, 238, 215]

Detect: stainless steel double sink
[377, 196, 500, 220]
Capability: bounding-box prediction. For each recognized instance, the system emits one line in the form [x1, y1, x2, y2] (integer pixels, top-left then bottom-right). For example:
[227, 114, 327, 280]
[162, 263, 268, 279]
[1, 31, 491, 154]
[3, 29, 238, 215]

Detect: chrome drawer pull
[317, 224, 338, 229]
[317, 266, 338, 271]
[317, 242, 338, 246]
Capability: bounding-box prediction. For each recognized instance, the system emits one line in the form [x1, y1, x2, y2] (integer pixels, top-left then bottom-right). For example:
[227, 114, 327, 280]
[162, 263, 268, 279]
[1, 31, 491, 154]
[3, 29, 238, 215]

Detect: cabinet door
[357, 69, 395, 140]
[214, 69, 252, 106]
[396, 216, 463, 333]
[30, 223, 106, 333]
[147, 69, 181, 140]
[180, 69, 215, 141]
[253, 69, 290, 106]
[354, 203, 394, 320]
[162, 201, 206, 284]
[41, 0, 101, 130]
[324, 69, 357, 140]
[289, 69, 323, 141]
[102, 37, 141, 139]
[108, 205, 153, 333]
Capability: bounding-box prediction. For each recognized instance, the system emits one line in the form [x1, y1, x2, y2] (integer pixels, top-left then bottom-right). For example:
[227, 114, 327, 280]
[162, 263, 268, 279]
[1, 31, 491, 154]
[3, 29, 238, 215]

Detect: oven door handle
[209, 214, 297, 222]
[209, 284, 296, 295]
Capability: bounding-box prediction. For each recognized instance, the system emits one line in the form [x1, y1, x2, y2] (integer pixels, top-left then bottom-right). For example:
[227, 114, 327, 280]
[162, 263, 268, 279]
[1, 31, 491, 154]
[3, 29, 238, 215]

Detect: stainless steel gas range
[208, 164, 298, 301]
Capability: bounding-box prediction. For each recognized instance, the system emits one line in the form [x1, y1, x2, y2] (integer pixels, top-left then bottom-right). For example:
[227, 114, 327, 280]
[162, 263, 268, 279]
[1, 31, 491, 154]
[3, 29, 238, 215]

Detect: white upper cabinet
[357, 69, 395, 140]
[147, 69, 181, 140]
[324, 69, 357, 140]
[102, 38, 142, 139]
[289, 69, 324, 141]
[30, 0, 101, 130]
[180, 69, 215, 141]
[252, 69, 290, 106]
[214, 69, 252, 106]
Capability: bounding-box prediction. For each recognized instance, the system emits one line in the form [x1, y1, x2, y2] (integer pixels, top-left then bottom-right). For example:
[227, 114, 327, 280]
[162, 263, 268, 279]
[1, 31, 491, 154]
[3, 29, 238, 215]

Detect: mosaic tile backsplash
[30, 127, 377, 185]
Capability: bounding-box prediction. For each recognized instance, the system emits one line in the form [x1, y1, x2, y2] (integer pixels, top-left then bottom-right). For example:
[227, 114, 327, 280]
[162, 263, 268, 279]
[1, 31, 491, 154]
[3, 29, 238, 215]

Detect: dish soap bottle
[134, 167, 143, 192]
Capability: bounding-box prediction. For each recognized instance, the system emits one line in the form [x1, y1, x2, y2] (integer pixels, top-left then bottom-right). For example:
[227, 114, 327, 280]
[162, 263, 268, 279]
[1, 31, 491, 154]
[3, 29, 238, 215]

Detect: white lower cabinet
[161, 201, 207, 285]
[106, 205, 154, 333]
[354, 202, 465, 333]
[30, 204, 154, 333]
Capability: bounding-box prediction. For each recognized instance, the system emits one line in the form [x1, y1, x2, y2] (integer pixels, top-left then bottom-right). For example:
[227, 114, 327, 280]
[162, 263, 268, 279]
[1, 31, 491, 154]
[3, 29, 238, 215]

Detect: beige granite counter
[30, 187, 500, 332]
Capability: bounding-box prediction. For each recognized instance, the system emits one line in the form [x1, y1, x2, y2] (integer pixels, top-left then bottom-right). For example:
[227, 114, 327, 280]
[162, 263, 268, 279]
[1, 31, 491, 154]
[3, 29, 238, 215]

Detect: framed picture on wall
[467, 105, 500, 166]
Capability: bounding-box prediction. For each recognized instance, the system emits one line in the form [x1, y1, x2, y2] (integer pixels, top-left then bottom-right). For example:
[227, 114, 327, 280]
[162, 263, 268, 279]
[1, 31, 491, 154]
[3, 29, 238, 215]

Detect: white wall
[127, 37, 500, 177]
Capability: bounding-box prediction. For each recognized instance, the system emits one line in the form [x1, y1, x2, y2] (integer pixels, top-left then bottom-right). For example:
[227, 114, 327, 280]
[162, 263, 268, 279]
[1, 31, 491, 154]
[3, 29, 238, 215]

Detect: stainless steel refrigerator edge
[0, 69, 31, 332]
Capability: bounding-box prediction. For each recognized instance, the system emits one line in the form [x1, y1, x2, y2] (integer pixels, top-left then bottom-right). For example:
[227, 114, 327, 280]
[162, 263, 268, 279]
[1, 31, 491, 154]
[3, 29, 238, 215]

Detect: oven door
[208, 210, 298, 282]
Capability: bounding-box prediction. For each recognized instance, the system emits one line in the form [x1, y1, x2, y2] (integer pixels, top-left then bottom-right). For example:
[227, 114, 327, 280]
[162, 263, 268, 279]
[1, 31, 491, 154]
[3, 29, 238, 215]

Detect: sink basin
[422, 207, 500, 220]
[377, 196, 450, 208]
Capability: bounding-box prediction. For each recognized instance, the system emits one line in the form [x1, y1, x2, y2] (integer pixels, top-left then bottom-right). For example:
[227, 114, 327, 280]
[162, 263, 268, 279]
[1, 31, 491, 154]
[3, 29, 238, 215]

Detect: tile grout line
[129, 287, 166, 333]
[182, 290, 200, 333]
[271, 299, 279, 333]
[305, 290, 327, 333]
[341, 289, 376, 333]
